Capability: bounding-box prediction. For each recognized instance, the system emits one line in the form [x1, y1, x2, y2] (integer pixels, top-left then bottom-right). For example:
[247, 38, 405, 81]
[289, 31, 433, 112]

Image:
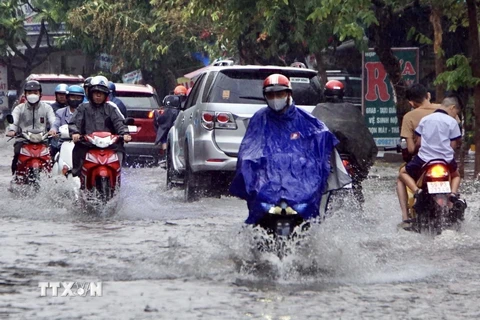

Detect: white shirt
[415, 109, 461, 162]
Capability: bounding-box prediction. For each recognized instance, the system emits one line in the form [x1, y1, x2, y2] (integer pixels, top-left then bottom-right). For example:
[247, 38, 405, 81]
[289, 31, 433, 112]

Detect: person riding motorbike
[398, 98, 462, 204]
[324, 79, 344, 103]
[397, 83, 439, 230]
[108, 82, 127, 118]
[154, 85, 185, 162]
[51, 84, 69, 113]
[52, 85, 85, 148]
[311, 80, 377, 205]
[229, 74, 349, 225]
[173, 85, 188, 106]
[6, 80, 57, 176]
[49, 83, 70, 157]
[68, 76, 131, 177]
[82, 77, 93, 103]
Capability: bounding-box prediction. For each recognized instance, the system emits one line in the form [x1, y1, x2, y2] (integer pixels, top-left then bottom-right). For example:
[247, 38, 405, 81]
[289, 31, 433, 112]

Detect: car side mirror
[124, 117, 135, 125]
[162, 95, 182, 109]
[6, 114, 14, 124]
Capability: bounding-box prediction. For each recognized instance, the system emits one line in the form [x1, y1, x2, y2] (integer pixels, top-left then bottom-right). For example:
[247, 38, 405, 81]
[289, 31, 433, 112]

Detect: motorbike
[254, 200, 312, 259]
[77, 131, 124, 207]
[6, 116, 52, 192]
[52, 124, 81, 192]
[408, 159, 466, 235]
[386, 141, 467, 235]
[338, 152, 364, 204]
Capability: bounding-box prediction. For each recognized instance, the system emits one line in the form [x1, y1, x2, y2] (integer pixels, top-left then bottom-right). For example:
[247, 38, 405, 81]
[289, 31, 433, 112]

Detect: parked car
[166, 65, 323, 201]
[114, 83, 162, 166]
[326, 70, 362, 110]
[19, 74, 85, 105]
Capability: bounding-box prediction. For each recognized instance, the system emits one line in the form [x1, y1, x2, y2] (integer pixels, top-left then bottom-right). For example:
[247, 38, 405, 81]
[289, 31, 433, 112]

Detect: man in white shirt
[398, 97, 462, 197]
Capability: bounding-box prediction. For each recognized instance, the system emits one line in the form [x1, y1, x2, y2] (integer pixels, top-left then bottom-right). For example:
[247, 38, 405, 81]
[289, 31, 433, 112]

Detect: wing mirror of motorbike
[162, 95, 182, 109]
[6, 114, 14, 124]
[124, 117, 135, 126]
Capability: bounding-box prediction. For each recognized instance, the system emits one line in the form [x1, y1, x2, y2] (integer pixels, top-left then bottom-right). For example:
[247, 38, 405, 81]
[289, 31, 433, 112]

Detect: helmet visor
[263, 85, 291, 93]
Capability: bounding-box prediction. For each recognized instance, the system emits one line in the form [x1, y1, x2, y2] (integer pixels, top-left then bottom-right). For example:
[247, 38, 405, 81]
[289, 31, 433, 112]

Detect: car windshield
[116, 93, 160, 109]
[39, 81, 84, 95]
[205, 70, 323, 106]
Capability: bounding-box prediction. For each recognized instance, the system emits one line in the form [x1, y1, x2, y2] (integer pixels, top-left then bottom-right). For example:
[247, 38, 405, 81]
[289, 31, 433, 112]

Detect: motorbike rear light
[342, 159, 350, 168]
[427, 164, 449, 178]
[201, 111, 215, 130]
[214, 112, 237, 130]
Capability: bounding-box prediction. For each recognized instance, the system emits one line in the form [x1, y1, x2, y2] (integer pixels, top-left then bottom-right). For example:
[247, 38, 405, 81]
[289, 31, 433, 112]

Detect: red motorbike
[78, 132, 123, 205]
[9, 129, 52, 191]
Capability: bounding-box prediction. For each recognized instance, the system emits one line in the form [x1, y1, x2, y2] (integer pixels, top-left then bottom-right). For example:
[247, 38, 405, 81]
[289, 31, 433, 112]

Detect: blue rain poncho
[229, 103, 339, 224]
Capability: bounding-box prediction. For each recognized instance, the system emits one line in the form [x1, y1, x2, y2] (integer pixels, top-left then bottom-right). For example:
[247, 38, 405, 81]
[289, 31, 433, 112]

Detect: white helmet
[89, 76, 110, 94]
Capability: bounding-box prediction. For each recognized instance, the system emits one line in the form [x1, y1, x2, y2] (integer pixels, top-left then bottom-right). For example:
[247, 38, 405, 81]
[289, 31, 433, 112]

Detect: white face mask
[267, 97, 288, 112]
[26, 94, 40, 104]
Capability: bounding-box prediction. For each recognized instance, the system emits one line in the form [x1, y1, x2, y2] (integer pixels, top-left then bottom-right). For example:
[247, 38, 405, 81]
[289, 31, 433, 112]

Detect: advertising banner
[0, 63, 8, 111]
[362, 48, 419, 147]
[122, 70, 143, 84]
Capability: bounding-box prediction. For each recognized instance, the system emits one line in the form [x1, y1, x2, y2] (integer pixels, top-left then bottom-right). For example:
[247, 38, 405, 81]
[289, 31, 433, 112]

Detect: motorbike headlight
[29, 133, 43, 143]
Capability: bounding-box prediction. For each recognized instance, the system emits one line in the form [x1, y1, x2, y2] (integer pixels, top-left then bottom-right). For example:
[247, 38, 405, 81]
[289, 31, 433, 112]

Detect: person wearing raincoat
[229, 74, 351, 224]
[153, 85, 186, 162]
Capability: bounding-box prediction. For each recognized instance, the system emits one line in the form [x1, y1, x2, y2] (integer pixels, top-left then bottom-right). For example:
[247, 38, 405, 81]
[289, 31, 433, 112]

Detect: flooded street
[1, 134, 480, 319]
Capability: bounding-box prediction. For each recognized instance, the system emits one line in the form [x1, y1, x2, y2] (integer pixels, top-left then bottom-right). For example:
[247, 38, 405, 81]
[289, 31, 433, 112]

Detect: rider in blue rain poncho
[230, 74, 347, 225]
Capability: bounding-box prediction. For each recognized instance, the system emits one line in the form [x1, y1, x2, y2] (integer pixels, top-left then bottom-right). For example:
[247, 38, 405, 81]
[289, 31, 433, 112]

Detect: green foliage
[434, 54, 480, 90]
[0, 0, 82, 73]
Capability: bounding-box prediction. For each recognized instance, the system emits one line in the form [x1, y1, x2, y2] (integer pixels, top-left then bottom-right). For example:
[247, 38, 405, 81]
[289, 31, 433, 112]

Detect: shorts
[405, 155, 457, 181]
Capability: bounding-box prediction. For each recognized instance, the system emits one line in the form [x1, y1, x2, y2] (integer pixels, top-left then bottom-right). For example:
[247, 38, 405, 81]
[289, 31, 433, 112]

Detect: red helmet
[324, 80, 344, 98]
[263, 74, 292, 93]
[174, 85, 188, 95]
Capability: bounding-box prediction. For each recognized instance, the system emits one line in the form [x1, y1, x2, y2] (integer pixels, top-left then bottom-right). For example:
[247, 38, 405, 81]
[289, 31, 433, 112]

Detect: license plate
[427, 181, 451, 194]
[128, 125, 137, 133]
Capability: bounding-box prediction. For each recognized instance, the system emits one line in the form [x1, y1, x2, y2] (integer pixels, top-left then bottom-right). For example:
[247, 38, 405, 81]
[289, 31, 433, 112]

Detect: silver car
[166, 65, 323, 201]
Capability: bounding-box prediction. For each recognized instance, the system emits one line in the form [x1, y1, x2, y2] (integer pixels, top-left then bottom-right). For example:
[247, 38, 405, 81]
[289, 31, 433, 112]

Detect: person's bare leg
[450, 170, 460, 194]
[396, 178, 409, 221]
[399, 167, 418, 193]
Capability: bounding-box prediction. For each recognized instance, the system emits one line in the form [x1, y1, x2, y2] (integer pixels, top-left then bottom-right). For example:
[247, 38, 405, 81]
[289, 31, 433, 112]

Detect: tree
[66, 0, 211, 95]
[0, 0, 71, 80]
[465, 0, 480, 177]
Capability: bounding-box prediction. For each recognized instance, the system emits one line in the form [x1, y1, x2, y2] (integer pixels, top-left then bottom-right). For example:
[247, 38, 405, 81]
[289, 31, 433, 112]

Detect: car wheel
[184, 147, 199, 202]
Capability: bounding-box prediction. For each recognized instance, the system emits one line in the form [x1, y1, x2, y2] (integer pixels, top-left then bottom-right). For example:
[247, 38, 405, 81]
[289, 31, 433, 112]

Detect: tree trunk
[466, 0, 480, 178]
[371, 3, 410, 128]
[314, 52, 328, 88]
[429, 6, 446, 103]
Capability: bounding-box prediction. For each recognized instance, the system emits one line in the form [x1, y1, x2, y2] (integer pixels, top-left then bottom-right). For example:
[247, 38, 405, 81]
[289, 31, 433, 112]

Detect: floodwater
[0, 134, 480, 320]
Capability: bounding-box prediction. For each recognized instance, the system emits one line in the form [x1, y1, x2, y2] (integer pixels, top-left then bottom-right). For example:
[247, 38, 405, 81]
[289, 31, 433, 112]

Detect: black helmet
[84, 77, 93, 88]
[24, 80, 42, 93]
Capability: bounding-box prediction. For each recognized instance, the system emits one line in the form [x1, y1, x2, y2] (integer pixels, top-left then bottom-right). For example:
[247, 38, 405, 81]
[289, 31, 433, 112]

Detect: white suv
[166, 65, 323, 201]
